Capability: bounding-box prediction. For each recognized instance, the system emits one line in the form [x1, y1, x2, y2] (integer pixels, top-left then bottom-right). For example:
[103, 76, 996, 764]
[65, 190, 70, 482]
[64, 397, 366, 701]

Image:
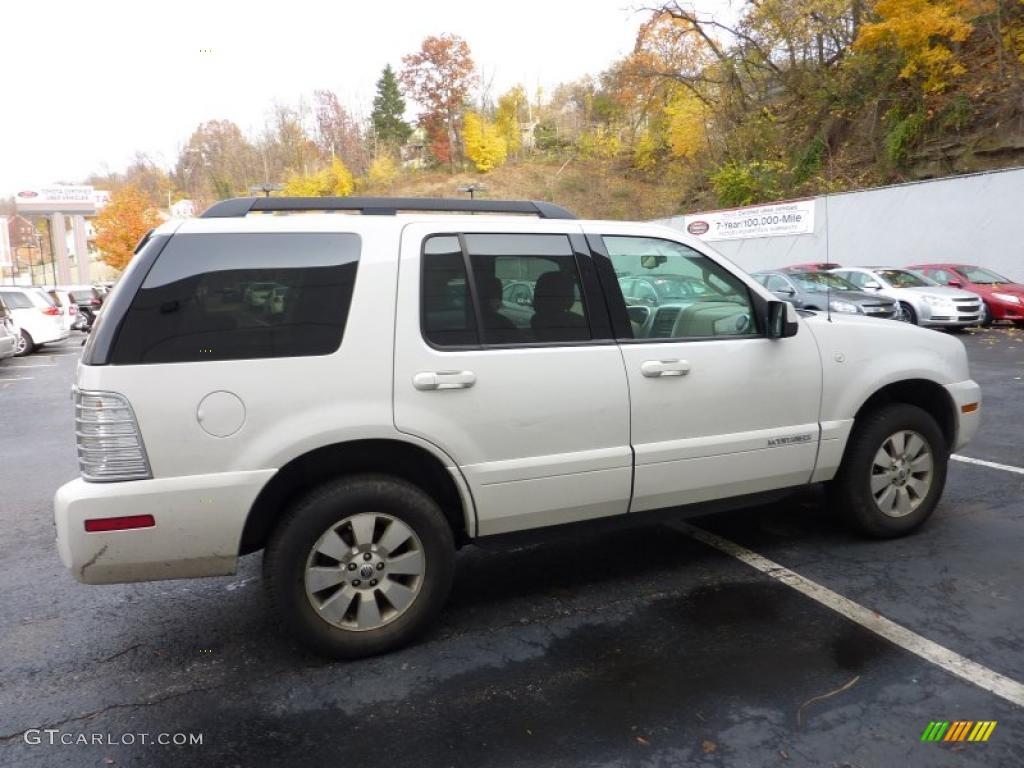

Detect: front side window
[838, 271, 870, 289]
[788, 271, 857, 293]
[603, 236, 757, 339]
[764, 275, 792, 293]
[875, 269, 931, 288]
[109, 233, 359, 364]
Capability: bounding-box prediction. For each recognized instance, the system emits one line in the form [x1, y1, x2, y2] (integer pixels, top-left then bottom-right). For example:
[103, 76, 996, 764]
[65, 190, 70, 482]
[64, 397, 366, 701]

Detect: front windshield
[958, 266, 1012, 284]
[876, 269, 932, 288]
[788, 272, 858, 293]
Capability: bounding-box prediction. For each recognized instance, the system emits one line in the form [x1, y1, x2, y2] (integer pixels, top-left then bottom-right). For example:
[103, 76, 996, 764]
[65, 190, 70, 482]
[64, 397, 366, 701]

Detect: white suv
[54, 197, 981, 658]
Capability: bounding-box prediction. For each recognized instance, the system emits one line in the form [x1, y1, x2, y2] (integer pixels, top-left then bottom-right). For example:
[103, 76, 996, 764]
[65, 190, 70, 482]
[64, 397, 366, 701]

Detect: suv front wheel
[829, 404, 948, 538]
[264, 475, 456, 658]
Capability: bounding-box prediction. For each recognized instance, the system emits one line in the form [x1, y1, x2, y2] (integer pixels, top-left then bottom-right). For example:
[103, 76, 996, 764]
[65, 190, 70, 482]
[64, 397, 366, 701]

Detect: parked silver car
[0, 299, 18, 361]
[831, 267, 983, 328]
[751, 270, 901, 319]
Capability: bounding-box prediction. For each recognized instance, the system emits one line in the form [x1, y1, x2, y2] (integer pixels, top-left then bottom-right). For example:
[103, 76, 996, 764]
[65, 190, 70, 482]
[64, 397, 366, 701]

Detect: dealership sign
[15, 185, 100, 215]
[683, 199, 816, 241]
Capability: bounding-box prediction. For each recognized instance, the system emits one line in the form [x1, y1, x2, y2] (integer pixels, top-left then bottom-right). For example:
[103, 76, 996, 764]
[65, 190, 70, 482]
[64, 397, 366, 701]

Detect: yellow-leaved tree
[664, 90, 707, 160]
[366, 155, 399, 187]
[495, 85, 527, 156]
[283, 157, 355, 196]
[854, 0, 977, 92]
[463, 112, 508, 172]
[93, 185, 161, 272]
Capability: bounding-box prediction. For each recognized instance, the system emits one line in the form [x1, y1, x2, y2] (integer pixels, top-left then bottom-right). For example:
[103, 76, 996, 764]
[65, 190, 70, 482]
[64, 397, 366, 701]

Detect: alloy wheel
[304, 512, 425, 632]
[870, 430, 934, 517]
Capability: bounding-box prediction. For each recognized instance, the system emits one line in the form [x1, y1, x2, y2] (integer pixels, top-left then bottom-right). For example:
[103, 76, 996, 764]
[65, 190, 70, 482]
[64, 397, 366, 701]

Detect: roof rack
[199, 196, 577, 220]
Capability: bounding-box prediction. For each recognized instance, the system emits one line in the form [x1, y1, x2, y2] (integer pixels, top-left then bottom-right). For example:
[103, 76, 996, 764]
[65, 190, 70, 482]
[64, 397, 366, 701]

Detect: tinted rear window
[109, 233, 360, 364]
[0, 291, 34, 309]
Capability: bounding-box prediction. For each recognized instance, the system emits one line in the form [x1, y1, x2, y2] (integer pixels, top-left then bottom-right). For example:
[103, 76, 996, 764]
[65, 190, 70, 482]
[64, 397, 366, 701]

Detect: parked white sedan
[0, 287, 70, 355]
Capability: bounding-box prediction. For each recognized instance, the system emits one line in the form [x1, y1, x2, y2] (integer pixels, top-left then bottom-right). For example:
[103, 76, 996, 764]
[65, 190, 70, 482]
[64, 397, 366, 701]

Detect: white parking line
[952, 454, 1024, 476]
[671, 521, 1024, 709]
[4, 364, 56, 369]
[0, 376, 34, 381]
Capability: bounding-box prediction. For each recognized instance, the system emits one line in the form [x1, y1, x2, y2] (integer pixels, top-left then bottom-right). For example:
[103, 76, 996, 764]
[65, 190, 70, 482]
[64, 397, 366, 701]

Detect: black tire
[15, 330, 34, 356]
[898, 302, 918, 325]
[829, 404, 948, 538]
[264, 474, 456, 659]
[979, 302, 994, 327]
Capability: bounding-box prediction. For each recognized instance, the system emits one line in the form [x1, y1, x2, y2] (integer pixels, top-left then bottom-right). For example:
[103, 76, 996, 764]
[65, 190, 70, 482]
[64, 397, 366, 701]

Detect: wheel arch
[852, 378, 957, 451]
[238, 439, 474, 555]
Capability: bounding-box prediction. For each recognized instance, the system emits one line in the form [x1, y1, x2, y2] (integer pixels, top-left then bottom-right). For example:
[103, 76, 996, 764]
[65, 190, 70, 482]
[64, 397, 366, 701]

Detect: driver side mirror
[767, 301, 799, 339]
[773, 286, 796, 297]
[863, 280, 882, 290]
[947, 279, 963, 288]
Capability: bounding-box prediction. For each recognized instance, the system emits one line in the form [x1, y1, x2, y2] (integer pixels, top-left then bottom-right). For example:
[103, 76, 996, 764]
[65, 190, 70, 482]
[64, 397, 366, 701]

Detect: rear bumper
[945, 380, 981, 451]
[54, 469, 275, 584]
[34, 325, 70, 344]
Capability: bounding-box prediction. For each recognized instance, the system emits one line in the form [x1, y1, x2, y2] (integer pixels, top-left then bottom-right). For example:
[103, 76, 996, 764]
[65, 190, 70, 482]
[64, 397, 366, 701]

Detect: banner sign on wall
[683, 199, 816, 241]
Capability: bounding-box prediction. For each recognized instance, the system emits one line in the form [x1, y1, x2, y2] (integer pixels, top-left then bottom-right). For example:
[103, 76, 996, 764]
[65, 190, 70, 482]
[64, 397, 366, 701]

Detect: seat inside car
[530, 271, 587, 341]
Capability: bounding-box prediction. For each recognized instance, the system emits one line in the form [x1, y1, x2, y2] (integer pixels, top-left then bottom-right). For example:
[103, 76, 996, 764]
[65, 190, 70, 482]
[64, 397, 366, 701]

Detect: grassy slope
[359, 157, 692, 220]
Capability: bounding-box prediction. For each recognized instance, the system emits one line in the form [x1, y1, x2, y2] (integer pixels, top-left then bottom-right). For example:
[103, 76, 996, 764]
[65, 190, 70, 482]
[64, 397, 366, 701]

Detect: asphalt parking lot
[0, 327, 1022, 767]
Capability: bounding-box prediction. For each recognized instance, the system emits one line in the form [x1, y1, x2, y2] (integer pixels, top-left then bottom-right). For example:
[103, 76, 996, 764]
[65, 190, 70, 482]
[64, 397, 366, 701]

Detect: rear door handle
[413, 370, 477, 390]
[641, 359, 691, 378]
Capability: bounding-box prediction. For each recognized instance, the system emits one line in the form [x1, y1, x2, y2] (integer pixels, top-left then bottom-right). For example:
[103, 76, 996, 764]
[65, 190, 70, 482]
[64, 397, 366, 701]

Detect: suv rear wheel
[264, 474, 456, 658]
[829, 404, 948, 538]
[15, 330, 33, 356]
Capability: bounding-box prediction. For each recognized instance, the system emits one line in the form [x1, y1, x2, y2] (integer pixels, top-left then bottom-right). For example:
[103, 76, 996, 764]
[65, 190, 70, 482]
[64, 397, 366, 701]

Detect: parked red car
[909, 263, 1024, 326]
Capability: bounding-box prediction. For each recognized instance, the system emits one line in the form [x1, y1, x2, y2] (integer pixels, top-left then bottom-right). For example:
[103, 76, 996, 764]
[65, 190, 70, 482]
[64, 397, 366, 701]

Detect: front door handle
[641, 359, 691, 378]
[413, 370, 477, 390]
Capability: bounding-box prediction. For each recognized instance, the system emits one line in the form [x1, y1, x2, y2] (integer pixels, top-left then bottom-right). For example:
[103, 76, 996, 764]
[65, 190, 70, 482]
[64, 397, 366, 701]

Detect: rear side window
[109, 233, 359, 364]
[421, 235, 478, 347]
[70, 290, 97, 303]
[0, 291, 33, 309]
[421, 233, 591, 347]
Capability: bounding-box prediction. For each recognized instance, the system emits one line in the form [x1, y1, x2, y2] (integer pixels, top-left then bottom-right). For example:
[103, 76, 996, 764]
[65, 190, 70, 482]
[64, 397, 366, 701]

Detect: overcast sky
[0, 0, 735, 197]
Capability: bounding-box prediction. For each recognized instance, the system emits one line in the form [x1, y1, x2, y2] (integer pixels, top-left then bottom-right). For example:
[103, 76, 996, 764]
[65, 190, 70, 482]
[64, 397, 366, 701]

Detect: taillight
[69, 305, 78, 314]
[92, 298, 102, 306]
[41, 306, 60, 316]
[75, 389, 152, 482]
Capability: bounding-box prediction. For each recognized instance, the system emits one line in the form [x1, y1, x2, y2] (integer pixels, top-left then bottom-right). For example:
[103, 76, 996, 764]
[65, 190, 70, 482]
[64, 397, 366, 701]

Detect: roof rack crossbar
[199, 196, 577, 220]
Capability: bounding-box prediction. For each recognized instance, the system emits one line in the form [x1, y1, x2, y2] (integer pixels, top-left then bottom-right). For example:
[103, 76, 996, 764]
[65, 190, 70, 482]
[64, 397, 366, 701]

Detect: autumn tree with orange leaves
[400, 34, 477, 170]
[93, 186, 161, 272]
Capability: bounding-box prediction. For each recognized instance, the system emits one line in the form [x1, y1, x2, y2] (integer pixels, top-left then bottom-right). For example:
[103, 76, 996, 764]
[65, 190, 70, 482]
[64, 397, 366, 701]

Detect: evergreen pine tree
[371, 65, 413, 147]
